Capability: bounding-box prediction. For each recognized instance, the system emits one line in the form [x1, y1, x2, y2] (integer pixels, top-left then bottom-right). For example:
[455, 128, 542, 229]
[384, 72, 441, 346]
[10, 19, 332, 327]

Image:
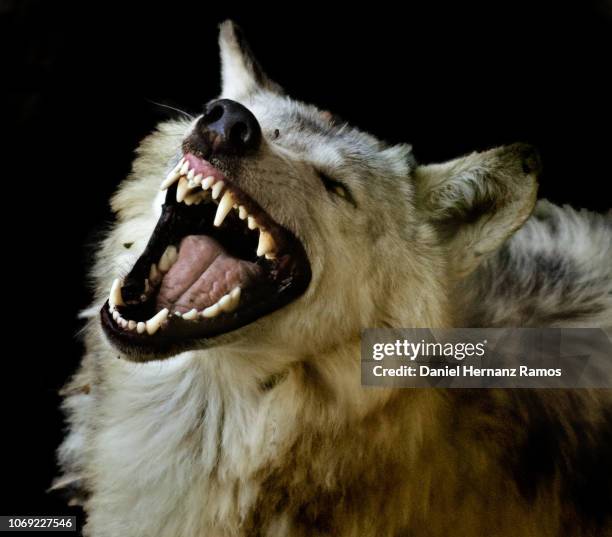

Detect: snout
[186, 99, 262, 158]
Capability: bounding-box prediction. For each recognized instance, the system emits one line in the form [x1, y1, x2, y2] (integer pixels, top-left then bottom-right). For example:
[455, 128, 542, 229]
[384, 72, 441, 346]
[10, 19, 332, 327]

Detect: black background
[4, 0, 612, 527]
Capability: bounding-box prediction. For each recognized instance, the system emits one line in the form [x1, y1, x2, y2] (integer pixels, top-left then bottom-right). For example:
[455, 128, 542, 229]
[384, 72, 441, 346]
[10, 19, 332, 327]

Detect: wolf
[55, 20, 612, 537]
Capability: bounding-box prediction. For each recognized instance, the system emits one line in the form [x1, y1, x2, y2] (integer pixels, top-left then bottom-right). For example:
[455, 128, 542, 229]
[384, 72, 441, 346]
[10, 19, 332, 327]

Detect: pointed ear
[415, 143, 540, 279]
[218, 20, 282, 100]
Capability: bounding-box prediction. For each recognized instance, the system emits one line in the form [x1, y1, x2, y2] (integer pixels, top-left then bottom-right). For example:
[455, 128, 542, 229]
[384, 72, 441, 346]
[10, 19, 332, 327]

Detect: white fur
[57, 21, 611, 537]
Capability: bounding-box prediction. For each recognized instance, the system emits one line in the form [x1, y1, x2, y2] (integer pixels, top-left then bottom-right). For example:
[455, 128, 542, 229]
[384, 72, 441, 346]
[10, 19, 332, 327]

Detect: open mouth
[101, 153, 311, 359]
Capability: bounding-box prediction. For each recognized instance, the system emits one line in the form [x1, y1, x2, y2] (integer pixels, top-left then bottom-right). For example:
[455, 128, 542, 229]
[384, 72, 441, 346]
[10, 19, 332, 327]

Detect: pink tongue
[156, 235, 261, 314]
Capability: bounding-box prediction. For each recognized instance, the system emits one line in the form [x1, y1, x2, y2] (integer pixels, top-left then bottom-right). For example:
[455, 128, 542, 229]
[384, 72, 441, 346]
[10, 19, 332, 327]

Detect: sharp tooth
[109, 278, 125, 308]
[182, 308, 198, 320]
[176, 177, 190, 203]
[265, 253, 276, 260]
[193, 173, 203, 185]
[221, 287, 241, 312]
[160, 169, 181, 190]
[238, 206, 248, 220]
[201, 176, 215, 190]
[214, 191, 234, 226]
[158, 245, 178, 273]
[247, 216, 258, 230]
[257, 230, 276, 256]
[120, 318, 128, 329]
[211, 181, 225, 199]
[187, 168, 195, 180]
[146, 308, 169, 335]
[218, 294, 232, 312]
[174, 311, 182, 318]
[137, 321, 146, 334]
[149, 264, 161, 285]
[112, 310, 120, 321]
[180, 161, 190, 175]
[201, 303, 221, 318]
[128, 320, 137, 330]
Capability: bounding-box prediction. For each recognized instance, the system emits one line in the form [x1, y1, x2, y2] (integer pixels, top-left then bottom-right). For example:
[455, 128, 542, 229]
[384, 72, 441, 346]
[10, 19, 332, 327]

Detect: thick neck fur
[83, 296, 449, 537]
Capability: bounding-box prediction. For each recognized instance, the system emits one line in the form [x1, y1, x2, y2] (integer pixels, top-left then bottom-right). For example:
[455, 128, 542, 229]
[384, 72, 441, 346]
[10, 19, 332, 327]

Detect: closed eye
[316, 170, 357, 207]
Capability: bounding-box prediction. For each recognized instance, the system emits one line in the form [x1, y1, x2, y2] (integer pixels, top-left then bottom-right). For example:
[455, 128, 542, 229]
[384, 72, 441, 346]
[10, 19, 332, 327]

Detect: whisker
[147, 100, 194, 120]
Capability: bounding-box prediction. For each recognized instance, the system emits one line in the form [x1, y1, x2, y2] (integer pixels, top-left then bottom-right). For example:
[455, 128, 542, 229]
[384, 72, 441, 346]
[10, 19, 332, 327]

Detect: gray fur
[458, 200, 612, 327]
[56, 20, 612, 537]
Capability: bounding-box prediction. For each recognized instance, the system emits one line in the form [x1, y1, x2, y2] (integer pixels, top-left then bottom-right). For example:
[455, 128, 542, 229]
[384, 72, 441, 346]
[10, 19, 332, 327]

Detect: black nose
[195, 99, 262, 156]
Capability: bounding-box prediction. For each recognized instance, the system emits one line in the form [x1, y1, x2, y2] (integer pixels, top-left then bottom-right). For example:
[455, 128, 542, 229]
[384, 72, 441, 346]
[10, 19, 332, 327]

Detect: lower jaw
[101, 270, 306, 359]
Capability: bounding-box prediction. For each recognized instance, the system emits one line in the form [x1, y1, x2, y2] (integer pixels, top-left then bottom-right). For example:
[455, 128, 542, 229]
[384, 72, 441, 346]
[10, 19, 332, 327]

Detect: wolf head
[99, 21, 539, 362]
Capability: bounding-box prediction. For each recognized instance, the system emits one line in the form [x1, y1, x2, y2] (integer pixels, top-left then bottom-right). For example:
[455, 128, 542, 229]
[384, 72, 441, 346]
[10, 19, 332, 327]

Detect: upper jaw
[100, 153, 311, 361]
[160, 153, 287, 257]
